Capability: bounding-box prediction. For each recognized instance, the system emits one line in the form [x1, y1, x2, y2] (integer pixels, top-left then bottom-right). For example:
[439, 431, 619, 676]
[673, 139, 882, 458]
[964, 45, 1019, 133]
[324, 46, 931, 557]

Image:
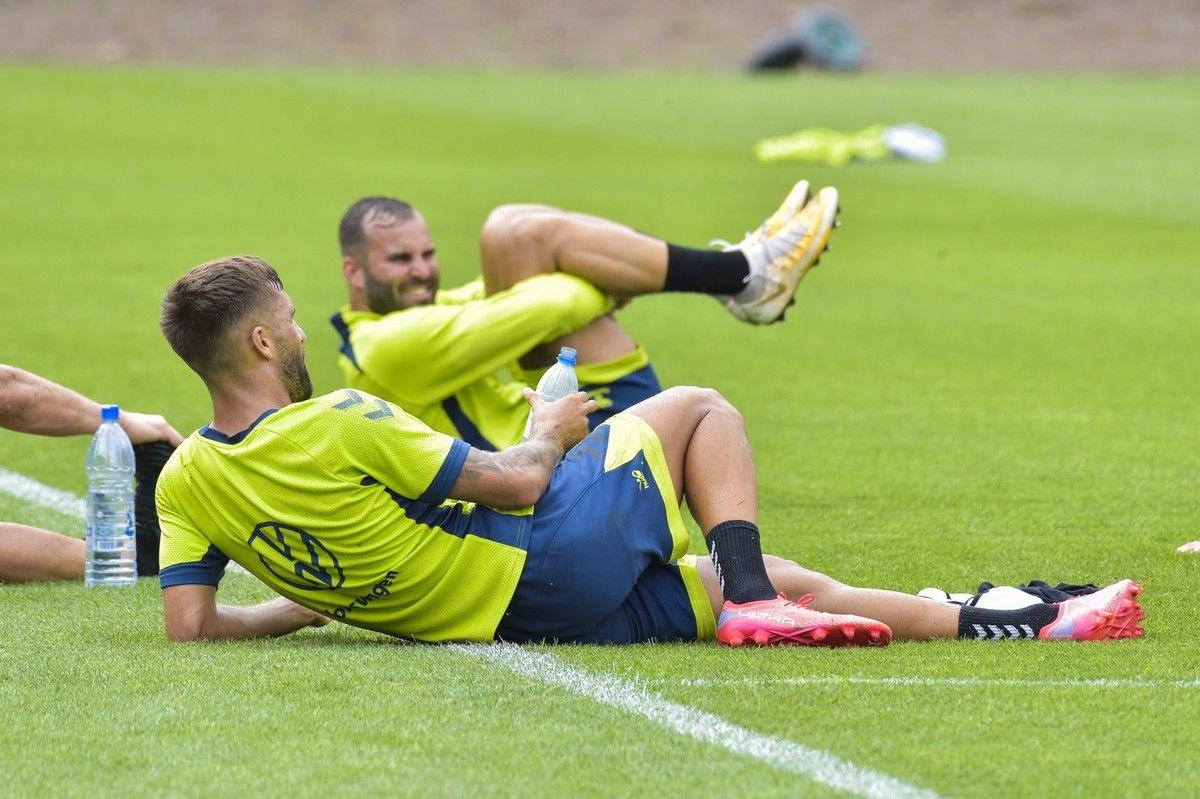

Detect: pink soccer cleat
[716, 593, 892, 648]
[1038, 579, 1145, 641]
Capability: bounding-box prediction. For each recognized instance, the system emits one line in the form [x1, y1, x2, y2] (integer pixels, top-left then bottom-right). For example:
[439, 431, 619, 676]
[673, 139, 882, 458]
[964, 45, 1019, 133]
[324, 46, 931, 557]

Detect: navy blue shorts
[581, 362, 661, 431]
[494, 414, 712, 644]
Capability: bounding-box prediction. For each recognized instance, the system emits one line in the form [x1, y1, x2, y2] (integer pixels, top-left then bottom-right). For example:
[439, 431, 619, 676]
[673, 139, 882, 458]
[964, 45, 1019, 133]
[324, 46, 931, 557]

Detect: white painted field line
[0, 467, 85, 519]
[673, 675, 1200, 690]
[455, 643, 944, 799]
[0, 466, 254, 575]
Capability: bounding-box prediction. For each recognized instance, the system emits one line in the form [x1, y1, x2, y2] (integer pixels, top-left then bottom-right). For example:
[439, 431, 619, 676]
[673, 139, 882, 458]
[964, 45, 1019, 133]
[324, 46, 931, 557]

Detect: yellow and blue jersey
[330, 273, 659, 451]
[156, 390, 532, 642]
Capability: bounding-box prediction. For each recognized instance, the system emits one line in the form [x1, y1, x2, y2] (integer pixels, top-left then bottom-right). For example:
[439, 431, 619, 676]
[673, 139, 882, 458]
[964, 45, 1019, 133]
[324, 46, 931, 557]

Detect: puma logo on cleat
[739, 610, 798, 626]
[631, 469, 648, 490]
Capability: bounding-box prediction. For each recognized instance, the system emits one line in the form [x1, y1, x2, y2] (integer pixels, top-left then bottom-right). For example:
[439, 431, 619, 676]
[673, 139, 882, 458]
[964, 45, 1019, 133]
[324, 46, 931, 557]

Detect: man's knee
[480, 204, 564, 262]
[660, 386, 743, 425]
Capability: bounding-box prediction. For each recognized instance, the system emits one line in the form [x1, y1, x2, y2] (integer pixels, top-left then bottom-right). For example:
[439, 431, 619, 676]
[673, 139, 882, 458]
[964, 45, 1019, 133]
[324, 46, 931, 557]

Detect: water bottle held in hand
[522, 347, 579, 440]
[85, 405, 137, 587]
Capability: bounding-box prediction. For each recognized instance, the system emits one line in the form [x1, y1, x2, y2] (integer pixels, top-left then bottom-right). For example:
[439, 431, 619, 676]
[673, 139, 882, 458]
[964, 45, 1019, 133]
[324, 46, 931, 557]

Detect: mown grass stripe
[456, 643, 945, 799]
[676, 676, 1200, 689]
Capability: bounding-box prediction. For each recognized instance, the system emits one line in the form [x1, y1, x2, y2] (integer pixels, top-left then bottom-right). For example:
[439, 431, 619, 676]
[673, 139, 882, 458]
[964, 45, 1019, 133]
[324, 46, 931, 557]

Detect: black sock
[706, 520, 777, 604]
[958, 603, 1059, 640]
[133, 441, 175, 577]
[663, 244, 750, 295]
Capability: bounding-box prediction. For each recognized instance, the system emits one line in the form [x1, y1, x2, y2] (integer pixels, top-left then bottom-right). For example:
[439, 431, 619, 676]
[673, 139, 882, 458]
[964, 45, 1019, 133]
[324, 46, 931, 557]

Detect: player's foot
[714, 185, 839, 325]
[1037, 579, 1145, 641]
[708, 180, 810, 317]
[755, 178, 812, 240]
[716, 593, 891, 647]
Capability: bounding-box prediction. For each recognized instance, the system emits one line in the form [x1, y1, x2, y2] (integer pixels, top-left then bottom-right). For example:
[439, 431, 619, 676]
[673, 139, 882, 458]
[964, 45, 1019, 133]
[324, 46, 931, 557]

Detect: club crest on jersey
[247, 521, 345, 591]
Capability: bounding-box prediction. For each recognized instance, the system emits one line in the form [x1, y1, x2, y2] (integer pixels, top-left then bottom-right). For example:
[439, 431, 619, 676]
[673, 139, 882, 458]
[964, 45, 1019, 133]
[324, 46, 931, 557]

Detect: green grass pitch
[1, 65, 1198, 797]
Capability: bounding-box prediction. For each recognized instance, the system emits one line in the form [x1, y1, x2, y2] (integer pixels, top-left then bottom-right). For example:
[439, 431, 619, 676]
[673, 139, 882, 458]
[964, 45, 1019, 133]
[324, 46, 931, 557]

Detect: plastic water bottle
[85, 404, 137, 587]
[522, 346, 579, 440]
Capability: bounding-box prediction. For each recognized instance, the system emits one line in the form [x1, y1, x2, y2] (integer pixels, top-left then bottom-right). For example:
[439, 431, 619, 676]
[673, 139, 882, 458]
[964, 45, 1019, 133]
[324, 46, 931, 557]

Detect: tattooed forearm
[459, 438, 562, 479]
[451, 437, 565, 508]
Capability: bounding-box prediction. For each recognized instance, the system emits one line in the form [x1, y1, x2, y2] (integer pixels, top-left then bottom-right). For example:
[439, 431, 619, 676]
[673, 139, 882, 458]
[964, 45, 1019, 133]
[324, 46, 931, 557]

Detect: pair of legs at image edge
[616, 388, 1144, 648]
[0, 442, 173, 583]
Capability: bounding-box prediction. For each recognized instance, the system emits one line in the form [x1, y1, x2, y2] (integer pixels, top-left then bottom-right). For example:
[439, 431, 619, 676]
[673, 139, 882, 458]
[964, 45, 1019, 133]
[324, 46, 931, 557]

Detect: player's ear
[342, 254, 364, 289]
[249, 324, 273, 360]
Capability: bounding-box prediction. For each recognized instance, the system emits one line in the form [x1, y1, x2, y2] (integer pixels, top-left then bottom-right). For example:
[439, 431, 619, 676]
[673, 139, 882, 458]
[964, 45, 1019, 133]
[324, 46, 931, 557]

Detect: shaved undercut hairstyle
[338, 196, 416, 259]
[160, 255, 284, 378]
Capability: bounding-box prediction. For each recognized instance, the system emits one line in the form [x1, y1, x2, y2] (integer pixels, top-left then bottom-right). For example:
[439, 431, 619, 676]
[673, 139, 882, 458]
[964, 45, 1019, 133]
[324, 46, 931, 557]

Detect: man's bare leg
[695, 556, 959, 640]
[623, 386, 758, 530]
[622, 387, 1144, 645]
[480, 204, 669, 298]
[620, 384, 957, 639]
[625, 387, 890, 646]
[0, 523, 84, 582]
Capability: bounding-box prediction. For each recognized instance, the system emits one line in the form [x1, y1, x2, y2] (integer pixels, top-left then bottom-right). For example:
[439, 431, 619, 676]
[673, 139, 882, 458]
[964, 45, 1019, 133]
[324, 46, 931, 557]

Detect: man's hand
[523, 388, 597, 453]
[121, 410, 184, 447]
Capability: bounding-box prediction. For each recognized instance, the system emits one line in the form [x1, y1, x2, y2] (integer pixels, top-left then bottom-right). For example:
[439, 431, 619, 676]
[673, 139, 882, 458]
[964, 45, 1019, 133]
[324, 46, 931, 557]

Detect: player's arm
[0, 364, 183, 446]
[363, 274, 612, 401]
[162, 584, 330, 642]
[448, 389, 597, 508]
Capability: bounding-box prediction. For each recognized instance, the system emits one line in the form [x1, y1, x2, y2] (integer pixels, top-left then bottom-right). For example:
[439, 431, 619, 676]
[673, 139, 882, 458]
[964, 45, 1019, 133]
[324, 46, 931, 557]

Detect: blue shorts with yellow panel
[574, 346, 662, 431]
[496, 412, 716, 644]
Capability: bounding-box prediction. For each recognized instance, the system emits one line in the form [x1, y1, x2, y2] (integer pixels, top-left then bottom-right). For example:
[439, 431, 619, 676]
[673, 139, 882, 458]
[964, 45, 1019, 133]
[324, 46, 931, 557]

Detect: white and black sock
[957, 604, 1059, 640]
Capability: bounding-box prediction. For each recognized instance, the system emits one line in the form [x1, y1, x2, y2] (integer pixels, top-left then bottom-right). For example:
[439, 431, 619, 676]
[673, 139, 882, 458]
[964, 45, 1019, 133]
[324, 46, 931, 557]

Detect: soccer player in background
[0, 365, 180, 582]
[156, 255, 1145, 646]
[331, 181, 835, 450]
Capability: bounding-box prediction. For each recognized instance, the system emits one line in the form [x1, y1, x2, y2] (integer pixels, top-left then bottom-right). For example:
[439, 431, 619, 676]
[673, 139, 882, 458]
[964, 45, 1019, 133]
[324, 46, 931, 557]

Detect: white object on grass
[883, 124, 946, 163]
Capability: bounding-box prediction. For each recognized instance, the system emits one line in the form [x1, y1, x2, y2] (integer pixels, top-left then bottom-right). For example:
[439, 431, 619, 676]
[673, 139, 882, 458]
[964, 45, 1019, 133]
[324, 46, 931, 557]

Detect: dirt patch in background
[1, 0, 1198, 72]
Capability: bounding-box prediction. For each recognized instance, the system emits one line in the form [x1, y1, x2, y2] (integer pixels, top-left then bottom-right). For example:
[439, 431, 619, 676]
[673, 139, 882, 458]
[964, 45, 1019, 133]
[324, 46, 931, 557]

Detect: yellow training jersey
[156, 390, 532, 642]
[330, 273, 612, 451]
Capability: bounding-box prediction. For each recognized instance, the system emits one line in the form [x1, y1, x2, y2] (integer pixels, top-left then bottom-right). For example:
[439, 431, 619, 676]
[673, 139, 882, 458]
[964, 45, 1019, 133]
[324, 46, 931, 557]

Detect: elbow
[512, 483, 545, 509]
[489, 476, 546, 510]
[164, 612, 213, 642]
[165, 621, 203, 642]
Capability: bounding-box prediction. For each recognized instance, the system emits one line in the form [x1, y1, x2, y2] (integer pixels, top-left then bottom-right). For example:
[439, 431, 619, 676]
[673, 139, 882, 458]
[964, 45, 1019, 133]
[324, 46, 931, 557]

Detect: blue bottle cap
[558, 347, 577, 366]
[101, 404, 120, 423]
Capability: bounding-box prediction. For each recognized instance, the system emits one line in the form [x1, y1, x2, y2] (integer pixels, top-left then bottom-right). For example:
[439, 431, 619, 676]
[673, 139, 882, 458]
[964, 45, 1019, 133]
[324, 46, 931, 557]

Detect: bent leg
[0, 522, 84, 582]
[624, 386, 757, 529]
[480, 204, 668, 297]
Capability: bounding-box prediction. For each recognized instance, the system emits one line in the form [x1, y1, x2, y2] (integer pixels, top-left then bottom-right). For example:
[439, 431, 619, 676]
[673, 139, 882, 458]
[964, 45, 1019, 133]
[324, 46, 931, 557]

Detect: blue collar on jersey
[199, 409, 278, 444]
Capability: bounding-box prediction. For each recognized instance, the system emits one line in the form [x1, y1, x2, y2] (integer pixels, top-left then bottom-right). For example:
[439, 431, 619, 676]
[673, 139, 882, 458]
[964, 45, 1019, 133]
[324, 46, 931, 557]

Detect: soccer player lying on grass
[0, 365, 181, 582]
[331, 181, 835, 451]
[156, 256, 1145, 646]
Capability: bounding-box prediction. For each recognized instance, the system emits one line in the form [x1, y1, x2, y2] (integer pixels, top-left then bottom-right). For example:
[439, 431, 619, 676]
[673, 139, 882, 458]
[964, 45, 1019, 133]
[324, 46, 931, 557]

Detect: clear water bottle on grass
[85, 404, 137, 587]
[522, 347, 579, 440]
